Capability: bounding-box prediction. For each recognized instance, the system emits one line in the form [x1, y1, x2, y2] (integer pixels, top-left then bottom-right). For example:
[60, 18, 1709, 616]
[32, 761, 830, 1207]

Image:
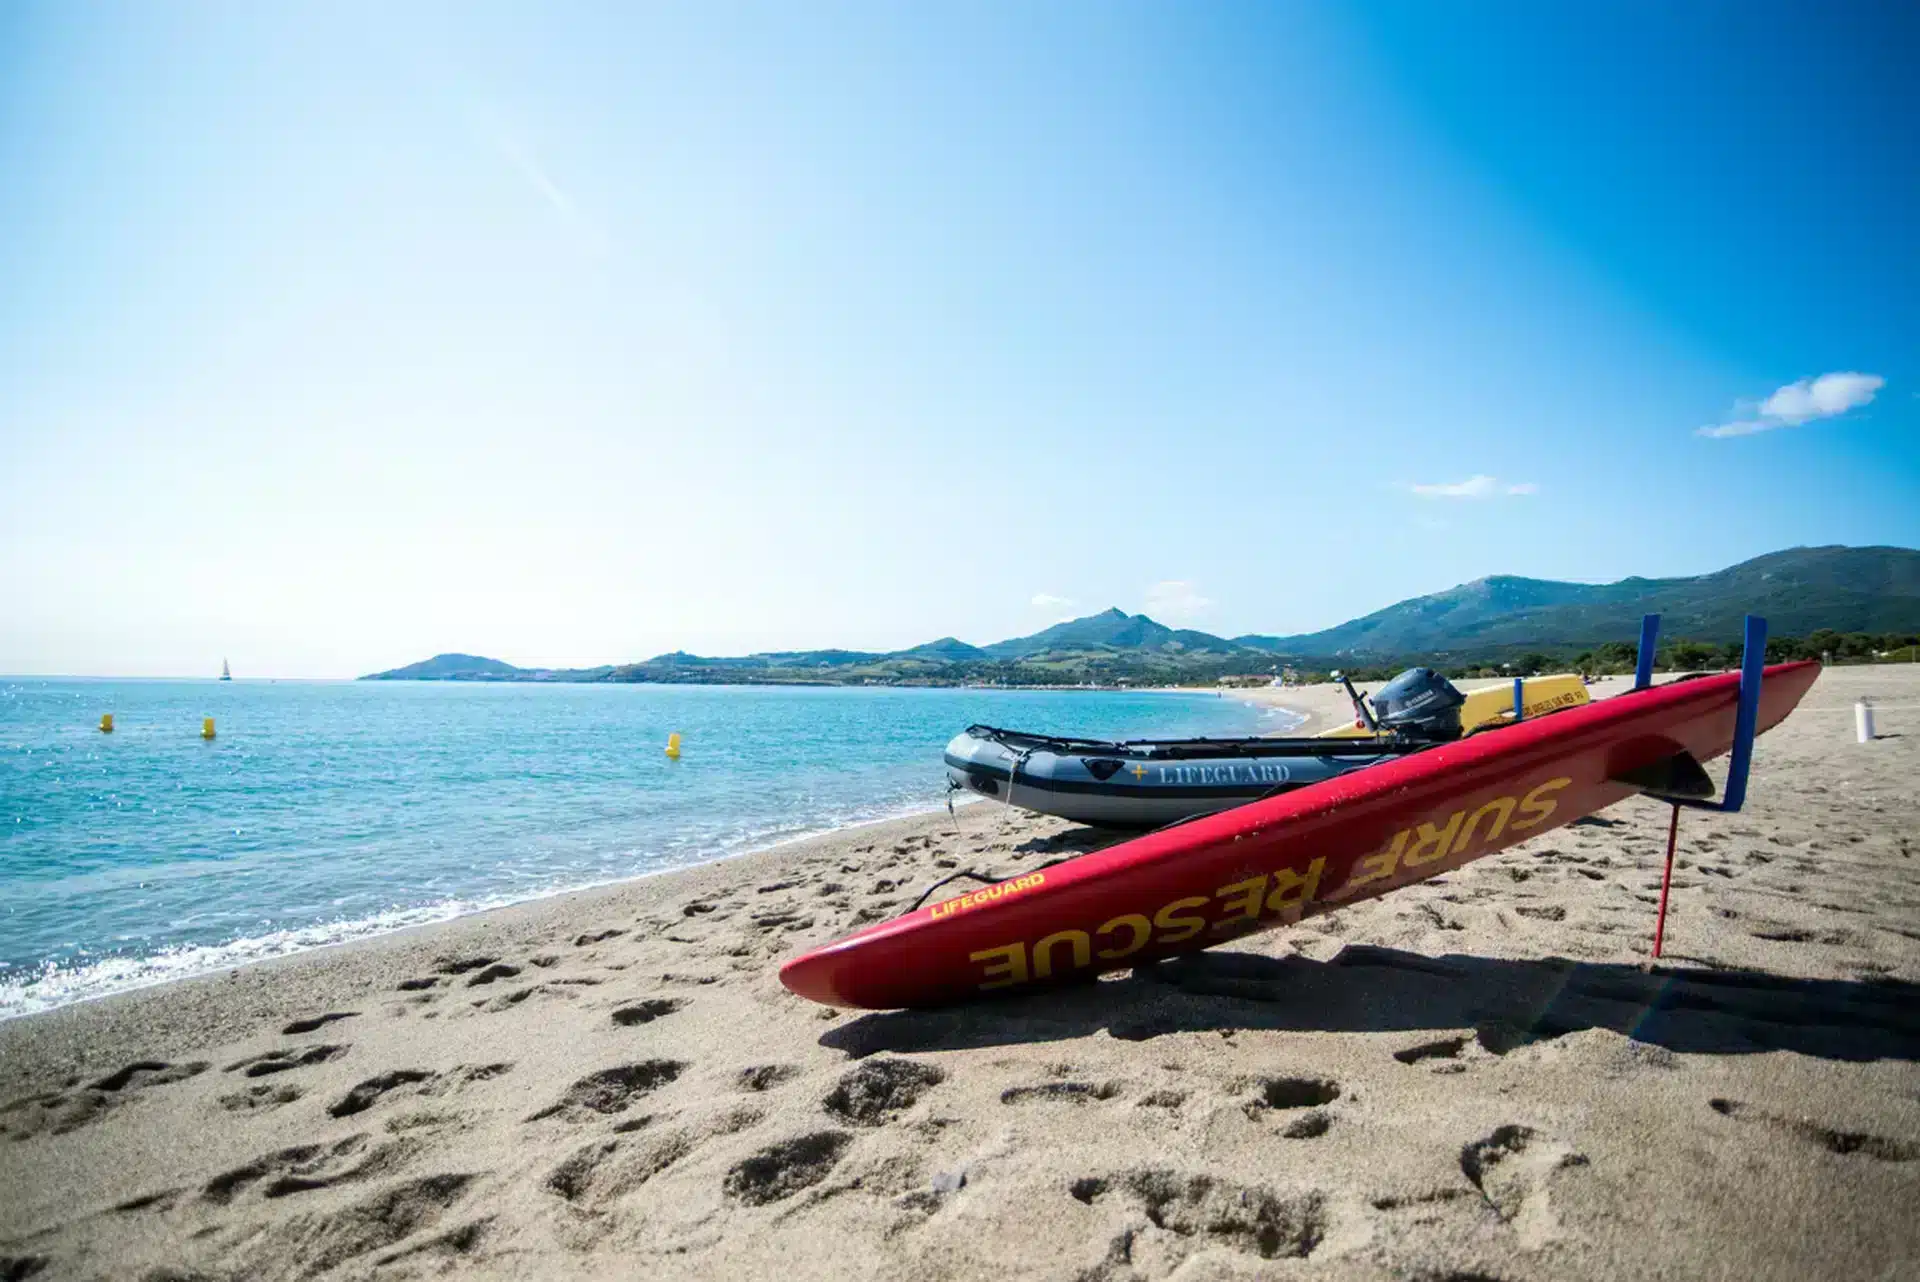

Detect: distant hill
[360, 545, 1920, 683]
[897, 637, 988, 663]
[1243, 546, 1920, 657]
[364, 653, 524, 680]
[982, 608, 1241, 659]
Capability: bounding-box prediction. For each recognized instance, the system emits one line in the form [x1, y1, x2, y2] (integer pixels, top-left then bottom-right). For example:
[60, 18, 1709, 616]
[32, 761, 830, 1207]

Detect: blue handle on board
[1634, 613, 1660, 691]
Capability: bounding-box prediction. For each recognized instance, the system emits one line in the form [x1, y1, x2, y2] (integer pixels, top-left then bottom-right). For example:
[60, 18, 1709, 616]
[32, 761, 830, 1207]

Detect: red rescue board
[780, 662, 1821, 1009]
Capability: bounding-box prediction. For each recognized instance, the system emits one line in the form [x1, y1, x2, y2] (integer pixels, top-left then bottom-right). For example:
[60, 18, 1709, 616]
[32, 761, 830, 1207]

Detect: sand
[1, 666, 1916, 1281]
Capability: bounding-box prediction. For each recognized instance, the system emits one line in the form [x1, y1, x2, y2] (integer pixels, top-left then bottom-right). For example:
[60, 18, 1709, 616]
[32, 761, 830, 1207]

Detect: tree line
[1306, 629, 1920, 685]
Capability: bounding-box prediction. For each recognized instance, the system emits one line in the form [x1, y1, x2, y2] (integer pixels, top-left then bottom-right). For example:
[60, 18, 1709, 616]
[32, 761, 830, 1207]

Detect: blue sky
[2, 1, 1914, 677]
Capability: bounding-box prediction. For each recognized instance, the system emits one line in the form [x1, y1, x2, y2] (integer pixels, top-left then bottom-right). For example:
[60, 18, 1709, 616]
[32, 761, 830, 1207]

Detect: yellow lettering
[1335, 829, 1408, 898]
[1211, 875, 1268, 934]
[1032, 929, 1092, 979]
[931, 872, 1046, 920]
[1095, 913, 1152, 960]
[1511, 777, 1572, 831]
[1402, 809, 1466, 867]
[1452, 796, 1516, 854]
[970, 943, 1029, 991]
[1153, 896, 1210, 945]
[1264, 857, 1325, 921]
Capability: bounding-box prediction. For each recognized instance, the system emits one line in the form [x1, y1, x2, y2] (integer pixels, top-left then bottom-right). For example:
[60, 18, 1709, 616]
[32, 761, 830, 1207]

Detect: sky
[2, 1, 1915, 677]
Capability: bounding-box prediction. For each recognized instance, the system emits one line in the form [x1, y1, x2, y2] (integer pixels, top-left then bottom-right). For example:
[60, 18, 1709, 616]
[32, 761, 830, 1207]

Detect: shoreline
[0, 795, 999, 1025]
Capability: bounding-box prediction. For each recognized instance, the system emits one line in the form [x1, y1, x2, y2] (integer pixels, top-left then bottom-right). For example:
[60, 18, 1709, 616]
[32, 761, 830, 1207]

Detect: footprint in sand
[202, 1133, 420, 1204]
[392, 956, 513, 992]
[435, 955, 501, 975]
[464, 963, 521, 986]
[469, 987, 539, 1013]
[722, 1132, 853, 1205]
[1070, 1169, 1326, 1263]
[610, 998, 686, 1026]
[575, 928, 625, 946]
[1459, 1124, 1589, 1248]
[738, 1064, 803, 1092]
[329, 1063, 511, 1119]
[824, 1059, 946, 1124]
[281, 1011, 357, 1035]
[110, 1189, 183, 1214]
[0, 1059, 208, 1140]
[218, 1082, 305, 1113]
[224, 1044, 350, 1078]
[1280, 1111, 1332, 1139]
[1240, 1077, 1340, 1120]
[547, 1129, 699, 1210]
[526, 1061, 685, 1123]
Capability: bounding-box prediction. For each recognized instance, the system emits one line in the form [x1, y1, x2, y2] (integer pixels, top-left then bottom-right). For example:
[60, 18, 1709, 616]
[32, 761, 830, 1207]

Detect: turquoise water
[0, 679, 1283, 1017]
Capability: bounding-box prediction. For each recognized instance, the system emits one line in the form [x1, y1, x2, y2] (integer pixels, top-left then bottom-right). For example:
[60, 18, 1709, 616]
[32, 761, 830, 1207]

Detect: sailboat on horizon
[220, 658, 232, 682]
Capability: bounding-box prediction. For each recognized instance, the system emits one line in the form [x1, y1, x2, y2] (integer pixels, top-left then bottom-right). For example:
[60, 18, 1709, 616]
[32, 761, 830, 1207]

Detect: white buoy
[1855, 700, 1876, 743]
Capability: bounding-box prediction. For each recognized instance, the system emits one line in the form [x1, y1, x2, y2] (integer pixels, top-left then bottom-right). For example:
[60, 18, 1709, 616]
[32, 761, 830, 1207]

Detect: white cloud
[1030, 593, 1073, 610]
[1696, 420, 1774, 439]
[1698, 371, 1884, 439]
[1144, 580, 1213, 621]
[1406, 475, 1539, 500]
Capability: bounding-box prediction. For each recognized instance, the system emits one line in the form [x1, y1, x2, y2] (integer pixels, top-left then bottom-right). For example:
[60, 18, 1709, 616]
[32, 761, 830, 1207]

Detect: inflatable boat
[945, 667, 1469, 828]
[945, 727, 1411, 828]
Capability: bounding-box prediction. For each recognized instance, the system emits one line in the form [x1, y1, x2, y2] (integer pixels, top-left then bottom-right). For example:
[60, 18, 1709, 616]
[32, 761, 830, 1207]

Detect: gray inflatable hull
[943, 725, 1411, 828]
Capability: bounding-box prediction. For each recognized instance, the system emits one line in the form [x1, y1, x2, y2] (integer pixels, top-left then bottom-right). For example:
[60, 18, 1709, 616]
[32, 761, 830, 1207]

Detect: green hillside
[1242, 546, 1920, 657]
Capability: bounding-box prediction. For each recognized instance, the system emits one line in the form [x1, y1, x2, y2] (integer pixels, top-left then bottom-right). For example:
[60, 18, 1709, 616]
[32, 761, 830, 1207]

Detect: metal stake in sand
[1652, 804, 1680, 959]
[1856, 699, 1875, 744]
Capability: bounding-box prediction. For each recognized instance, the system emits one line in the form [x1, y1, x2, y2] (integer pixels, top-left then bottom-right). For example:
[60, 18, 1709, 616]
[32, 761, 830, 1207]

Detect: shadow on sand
[821, 945, 1920, 1064]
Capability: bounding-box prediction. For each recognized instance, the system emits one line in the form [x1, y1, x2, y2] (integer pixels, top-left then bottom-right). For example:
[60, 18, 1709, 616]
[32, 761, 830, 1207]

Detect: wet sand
[1, 666, 1916, 1281]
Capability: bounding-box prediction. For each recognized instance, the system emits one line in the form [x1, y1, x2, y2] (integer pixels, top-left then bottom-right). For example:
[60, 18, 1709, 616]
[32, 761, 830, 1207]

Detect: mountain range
[363, 544, 1920, 684]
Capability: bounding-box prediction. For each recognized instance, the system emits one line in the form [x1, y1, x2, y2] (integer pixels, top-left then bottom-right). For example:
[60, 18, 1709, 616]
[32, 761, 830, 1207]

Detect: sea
[0, 678, 1291, 1019]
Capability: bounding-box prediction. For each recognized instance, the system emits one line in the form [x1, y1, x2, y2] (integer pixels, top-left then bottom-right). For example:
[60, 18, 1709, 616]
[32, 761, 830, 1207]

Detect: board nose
[778, 950, 851, 1007]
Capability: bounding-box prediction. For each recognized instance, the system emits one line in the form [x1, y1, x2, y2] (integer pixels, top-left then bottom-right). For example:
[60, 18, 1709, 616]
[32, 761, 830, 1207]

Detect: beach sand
[2, 666, 1916, 1281]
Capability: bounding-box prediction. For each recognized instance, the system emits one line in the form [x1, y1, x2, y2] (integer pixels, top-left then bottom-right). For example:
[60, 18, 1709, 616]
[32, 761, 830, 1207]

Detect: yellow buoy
[99, 713, 114, 733]
[202, 717, 216, 740]
[665, 731, 682, 759]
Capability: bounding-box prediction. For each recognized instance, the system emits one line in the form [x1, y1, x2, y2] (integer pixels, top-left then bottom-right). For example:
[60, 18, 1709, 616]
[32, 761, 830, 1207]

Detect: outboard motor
[1370, 668, 1465, 742]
